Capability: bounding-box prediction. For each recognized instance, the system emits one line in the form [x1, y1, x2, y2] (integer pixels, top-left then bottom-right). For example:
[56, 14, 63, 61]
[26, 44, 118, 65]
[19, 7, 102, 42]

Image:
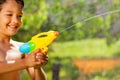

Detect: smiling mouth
[8, 26, 18, 31]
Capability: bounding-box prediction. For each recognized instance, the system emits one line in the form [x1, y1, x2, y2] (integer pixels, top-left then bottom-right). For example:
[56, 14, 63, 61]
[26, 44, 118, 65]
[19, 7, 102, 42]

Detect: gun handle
[42, 47, 48, 54]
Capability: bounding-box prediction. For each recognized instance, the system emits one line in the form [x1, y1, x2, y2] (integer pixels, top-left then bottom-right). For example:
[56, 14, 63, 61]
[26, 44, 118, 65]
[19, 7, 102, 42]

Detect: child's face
[0, 0, 23, 36]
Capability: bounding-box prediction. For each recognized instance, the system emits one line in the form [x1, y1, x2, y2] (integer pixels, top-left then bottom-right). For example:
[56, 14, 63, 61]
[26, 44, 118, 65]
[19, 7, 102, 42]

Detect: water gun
[19, 31, 59, 54]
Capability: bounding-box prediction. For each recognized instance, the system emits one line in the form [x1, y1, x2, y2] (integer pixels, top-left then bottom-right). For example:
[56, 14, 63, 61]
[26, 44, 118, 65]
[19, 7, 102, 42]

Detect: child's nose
[12, 16, 19, 24]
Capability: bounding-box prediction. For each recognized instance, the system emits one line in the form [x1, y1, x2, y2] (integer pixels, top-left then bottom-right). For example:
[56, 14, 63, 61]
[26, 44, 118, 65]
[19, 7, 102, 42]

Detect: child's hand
[25, 49, 48, 67]
[35, 49, 48, 66]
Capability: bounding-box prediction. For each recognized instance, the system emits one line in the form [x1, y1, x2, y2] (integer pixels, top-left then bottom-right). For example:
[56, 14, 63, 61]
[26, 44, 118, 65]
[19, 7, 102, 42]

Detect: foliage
[44, 57, 80, 80]
[20, 70, 31, 80]
[44, 0, 120, 44]
[12, 0, 120, 45]
[61, 58, 80, 80]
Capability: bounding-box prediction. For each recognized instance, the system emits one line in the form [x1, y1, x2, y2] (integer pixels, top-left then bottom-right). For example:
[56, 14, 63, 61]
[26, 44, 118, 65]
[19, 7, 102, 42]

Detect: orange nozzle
[54, 31, 59, 37]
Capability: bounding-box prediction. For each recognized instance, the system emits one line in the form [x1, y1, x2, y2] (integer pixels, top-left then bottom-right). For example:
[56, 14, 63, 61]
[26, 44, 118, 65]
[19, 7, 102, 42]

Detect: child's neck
[0, 34, 10, 44]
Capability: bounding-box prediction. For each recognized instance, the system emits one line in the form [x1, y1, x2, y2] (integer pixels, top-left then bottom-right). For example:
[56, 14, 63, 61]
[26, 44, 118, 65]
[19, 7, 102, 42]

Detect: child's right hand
[24, 49, 48, 67]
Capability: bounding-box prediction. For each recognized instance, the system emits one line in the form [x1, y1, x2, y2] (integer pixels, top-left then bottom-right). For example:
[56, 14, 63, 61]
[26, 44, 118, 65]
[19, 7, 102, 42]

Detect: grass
[49, 38, 120, 59]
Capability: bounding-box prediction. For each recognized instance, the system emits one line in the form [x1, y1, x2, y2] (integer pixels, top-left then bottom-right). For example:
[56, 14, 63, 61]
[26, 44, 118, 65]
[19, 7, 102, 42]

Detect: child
[0, 0, 48, 80]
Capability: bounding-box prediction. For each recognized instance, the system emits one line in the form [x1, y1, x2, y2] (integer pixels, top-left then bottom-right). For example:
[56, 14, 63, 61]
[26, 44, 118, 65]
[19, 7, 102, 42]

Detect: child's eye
[6, 14, 12, 16]
[18, 14, 22, 18]
[19, 15, 22, 18]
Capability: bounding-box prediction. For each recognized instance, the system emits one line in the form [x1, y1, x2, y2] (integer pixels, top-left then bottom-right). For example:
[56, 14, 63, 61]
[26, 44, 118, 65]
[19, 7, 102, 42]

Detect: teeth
[10, 26, 16, 28]
[8, 26, 17, 30]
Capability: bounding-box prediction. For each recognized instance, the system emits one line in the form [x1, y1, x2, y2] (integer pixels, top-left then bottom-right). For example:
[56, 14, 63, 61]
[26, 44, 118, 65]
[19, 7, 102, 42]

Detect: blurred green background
[13, 0, 120, 80]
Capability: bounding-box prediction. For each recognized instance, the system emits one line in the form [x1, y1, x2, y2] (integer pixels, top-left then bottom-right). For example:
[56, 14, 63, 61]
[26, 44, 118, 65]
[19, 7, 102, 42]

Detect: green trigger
[29, 42, 36, 52]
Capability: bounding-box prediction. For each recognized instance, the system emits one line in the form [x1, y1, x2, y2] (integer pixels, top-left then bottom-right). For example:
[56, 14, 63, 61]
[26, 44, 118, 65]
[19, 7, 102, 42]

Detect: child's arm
[34, 67, 47, 80]
[27, 67, 47, 80]
[26, 49, 48, 80]
[0, 59, 27, 74]
[0, 49, 42, 74]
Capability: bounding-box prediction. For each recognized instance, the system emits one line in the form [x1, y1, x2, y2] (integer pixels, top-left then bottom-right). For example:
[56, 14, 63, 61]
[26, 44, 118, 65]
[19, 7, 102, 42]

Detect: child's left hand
[35, 49, 48, 67]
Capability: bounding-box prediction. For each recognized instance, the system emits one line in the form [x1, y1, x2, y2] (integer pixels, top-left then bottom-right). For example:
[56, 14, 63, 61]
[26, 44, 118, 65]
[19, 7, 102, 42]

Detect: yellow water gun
[19, 31, 59, 54]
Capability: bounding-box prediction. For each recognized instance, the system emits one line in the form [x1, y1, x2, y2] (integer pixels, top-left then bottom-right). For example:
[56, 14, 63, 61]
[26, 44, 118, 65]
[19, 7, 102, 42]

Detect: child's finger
[30, 49, 41, 55]
[41, 48, 48, 54]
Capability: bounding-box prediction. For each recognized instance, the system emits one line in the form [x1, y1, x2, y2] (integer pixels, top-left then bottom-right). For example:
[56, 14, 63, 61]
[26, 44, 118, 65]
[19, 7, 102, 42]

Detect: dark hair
[0, 0, 24, 10]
